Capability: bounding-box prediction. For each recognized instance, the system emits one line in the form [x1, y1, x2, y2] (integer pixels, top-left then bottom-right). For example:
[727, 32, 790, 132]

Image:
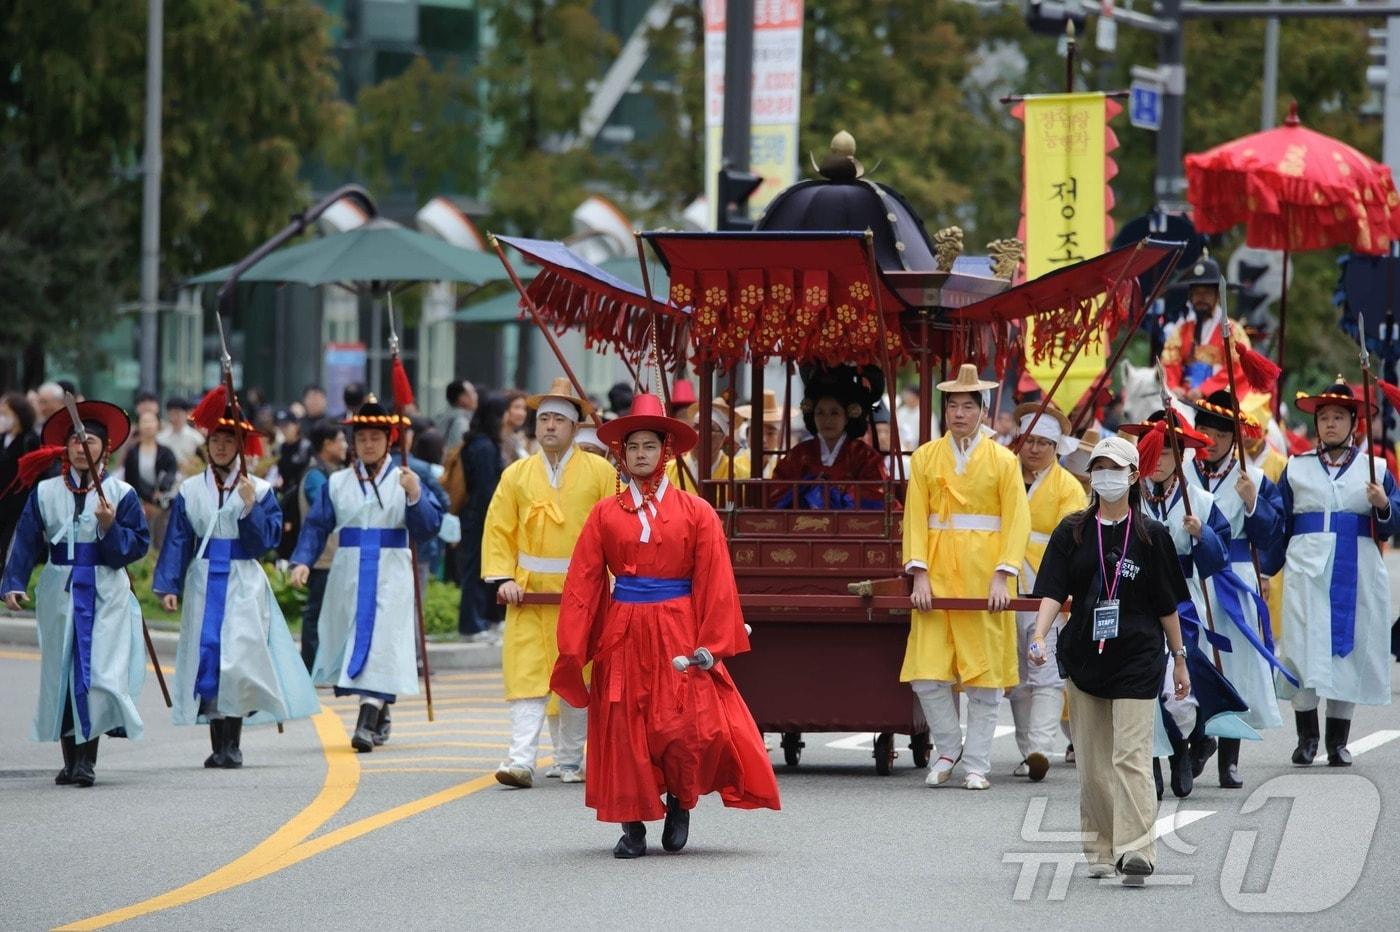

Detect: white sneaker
[964, 772, 991, 790]
[559, 767, 584, 784]
[1087, 863, 1115, 879]
[494, 764, 533, 788]
[925, 753, 960, 786]
[544, 765, 562, 778]
[1012, 759, 1030, 777]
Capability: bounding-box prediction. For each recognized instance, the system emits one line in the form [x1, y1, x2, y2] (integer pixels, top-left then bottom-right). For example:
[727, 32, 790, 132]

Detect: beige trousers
[1066, 682, 1157, 868]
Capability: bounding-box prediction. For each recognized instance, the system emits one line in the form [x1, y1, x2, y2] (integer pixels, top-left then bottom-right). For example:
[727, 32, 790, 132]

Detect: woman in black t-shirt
[1028, 435, 1190, 886]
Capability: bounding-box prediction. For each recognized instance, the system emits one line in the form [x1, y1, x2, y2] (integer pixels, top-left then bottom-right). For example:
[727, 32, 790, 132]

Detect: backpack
[440, 441, 468, 514]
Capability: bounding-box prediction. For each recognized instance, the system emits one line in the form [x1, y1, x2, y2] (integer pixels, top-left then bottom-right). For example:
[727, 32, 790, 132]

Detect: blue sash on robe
[49, 542, 98, 739]
[194, 538, 254, 701]
[338, 527, 409, 678]
[612, 576, 693, 604]
[1292, 511, 1371, 657]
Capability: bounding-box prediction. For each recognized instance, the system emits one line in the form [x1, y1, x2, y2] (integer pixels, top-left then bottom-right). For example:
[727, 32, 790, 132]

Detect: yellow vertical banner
[1023, 93, 1109, 412]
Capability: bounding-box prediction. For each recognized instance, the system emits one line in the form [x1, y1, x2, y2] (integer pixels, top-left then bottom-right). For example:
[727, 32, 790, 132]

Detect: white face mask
[1090, 467, 1133, 502]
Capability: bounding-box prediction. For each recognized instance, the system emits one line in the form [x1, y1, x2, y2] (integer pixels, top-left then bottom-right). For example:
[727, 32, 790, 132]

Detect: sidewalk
[0, 613, 502, 672]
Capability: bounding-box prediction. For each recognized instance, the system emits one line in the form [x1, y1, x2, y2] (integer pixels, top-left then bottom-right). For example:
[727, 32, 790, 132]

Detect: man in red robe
[551, 392, 781, 859]
[1160, 253, 1251, 401]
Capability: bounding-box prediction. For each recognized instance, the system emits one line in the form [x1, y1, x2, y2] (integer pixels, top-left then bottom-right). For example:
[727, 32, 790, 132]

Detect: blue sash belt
[612, 576, 692, 604]
[49, 543, 98, 739]
[1227, 538, 1254, 563]
[1293, 511, 1371, 657]
[338, 527, 410, 679]
[194, 538, 253, 701]
[1204, 566, 1300, 688]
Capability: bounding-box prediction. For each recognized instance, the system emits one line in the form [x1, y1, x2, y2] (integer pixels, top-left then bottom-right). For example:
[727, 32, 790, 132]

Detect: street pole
[1387, 17, 1400, 169]
[1155, 0, 1186, 207]
[138, 0, 164, 394]
[1261, 0, 1280, 128]
[720, 0, 753, 399]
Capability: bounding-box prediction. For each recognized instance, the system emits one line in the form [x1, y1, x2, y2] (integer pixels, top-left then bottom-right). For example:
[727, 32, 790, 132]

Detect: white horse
[1119, 360, 1195, 426]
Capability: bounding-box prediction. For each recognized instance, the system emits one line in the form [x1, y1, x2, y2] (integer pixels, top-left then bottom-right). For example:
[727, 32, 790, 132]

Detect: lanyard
[1095, 510, 1132, 602]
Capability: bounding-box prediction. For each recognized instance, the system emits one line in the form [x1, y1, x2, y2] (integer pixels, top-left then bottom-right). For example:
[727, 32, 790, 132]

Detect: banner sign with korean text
[703, 1, 805, 227]
[1015, 93, 1121, 413]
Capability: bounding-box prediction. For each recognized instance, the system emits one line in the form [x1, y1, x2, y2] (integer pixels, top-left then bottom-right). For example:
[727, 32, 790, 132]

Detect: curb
[0, 614, 502, 672]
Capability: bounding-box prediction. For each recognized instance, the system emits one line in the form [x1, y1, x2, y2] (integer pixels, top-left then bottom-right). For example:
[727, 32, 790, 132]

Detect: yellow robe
[900, 434, 1031, 688]
[1020, 463, 1087, 591]
[1249, 444, 1289, 640]
[482, 447, 616, 700]
[666, 449, 751, 507]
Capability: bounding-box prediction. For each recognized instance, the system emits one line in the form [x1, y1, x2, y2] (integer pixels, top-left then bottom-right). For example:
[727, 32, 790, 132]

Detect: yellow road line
[0, 648, 41, 660]
[360, 768, 495, 775]
[59, 709, 360, 930]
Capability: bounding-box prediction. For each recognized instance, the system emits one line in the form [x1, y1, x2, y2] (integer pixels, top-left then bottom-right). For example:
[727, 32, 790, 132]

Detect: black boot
[373, 705, 391, 747]
[613, 821, 647, 859]
[1292, 709, 1320, 765]
[1217, 738, 1243, 788]
[662, 794, 690, 852]
[221, 717, 244, 769]
[1325, 717, 1353, 767]
[352, 704, 378, 753]
[1167, 735, 1194, 798]
[71, 737, 98, 787]
[56, 736, 77, 785]
[1153, 759, 1164, 801]
[1189, 735, 1217, 779]
[205, 720, 228, 768]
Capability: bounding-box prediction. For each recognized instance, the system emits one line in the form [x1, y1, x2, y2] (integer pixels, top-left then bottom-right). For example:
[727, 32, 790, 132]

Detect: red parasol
[1185, 102, 1400, 387]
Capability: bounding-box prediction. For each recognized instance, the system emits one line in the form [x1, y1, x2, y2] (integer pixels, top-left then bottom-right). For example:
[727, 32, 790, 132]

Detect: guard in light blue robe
[1, 403, 150, 788]
[289, 401, 442, 752]
[154, 446, 320, 769]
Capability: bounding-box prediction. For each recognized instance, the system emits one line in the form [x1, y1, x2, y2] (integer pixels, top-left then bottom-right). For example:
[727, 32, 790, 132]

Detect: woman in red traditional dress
[551, 393, 781, 859]
[769, 365, 889, 508]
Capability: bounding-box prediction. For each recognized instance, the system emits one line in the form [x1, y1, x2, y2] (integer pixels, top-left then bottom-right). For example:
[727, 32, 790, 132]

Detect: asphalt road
[1, 645, 1398, 931]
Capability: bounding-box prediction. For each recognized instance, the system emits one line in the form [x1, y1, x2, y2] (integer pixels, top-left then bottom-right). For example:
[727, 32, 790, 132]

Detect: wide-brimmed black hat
[1176, 253, 1222, 289]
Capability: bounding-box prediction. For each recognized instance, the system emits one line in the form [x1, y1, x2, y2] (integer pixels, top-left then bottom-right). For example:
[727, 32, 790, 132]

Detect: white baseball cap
[1090, 434, 1139, 470]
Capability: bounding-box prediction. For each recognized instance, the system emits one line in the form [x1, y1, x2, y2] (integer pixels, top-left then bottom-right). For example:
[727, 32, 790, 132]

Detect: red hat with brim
[41, 400, 131, 450]
[1117, 412, 1211, 450]
[596, 393, 698, 455]
[670, 380, 697, 406]
[1294, 381, 1376, 417]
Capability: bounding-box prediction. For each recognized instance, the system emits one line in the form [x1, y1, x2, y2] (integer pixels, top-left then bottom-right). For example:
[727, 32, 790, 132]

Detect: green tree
[329, 55, 479, 205]
[0, 0, 344, 371]
[474, 0, 622, 235]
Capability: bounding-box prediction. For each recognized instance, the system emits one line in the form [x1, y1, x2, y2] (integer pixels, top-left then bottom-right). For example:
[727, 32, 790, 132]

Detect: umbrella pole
[1275, 249, 1289, 417]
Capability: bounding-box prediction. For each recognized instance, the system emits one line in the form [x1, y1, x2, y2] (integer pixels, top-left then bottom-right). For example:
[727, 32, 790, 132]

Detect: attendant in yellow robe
[901, 364, 1031, 790]
[483, 378, 615, 788]
[1006, 403, 1086, 782]
[666, 399, 751, 506]
[1242, 392, 1287, 640]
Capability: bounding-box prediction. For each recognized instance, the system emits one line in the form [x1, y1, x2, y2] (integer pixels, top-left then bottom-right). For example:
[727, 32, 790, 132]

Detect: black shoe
[204, 720, 228, 768]
[662, 794, 690, 852]
[1217, 738, 1243, 788]
[613, 822, 647, 859]
[71, 738, 98, 788]
[1325, 717, 1353, 767]
[221, 717, 244, 769]
[373, 705, 391, 747]
[1167, 729, 1193, 798]
[1153, 759, 1164, 801]
[1189, 735, 1217, 779]
[352, 704, 378, 753]
[1292, 709, 1320, 765]
[56, 735, 76, 785]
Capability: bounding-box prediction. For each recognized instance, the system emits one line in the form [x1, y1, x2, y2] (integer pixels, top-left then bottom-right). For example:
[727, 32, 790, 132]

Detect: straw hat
[685, 398, 738, 435]
[936, 363, 999, 395]
[526, 376, 594, 418]
[735, 389, 795, 425]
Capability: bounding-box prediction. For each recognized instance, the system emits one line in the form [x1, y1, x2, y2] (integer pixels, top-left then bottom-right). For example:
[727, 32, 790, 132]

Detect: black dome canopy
[756, 133, 938, 273]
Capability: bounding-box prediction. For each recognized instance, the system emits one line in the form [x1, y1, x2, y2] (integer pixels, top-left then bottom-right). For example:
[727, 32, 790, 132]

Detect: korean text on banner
[703, 1, 805, 227]
[1023, 93, 1109, 413]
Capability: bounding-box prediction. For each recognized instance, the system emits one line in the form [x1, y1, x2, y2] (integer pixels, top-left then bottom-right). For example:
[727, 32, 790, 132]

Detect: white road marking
[824, 724, 1017, 751]
[1348, 729, 1400, 756]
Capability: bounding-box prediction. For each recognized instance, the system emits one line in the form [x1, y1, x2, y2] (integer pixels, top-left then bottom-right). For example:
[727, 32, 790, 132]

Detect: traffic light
[1023, 0, 1087, 38]
[717, 167, 763, 232]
